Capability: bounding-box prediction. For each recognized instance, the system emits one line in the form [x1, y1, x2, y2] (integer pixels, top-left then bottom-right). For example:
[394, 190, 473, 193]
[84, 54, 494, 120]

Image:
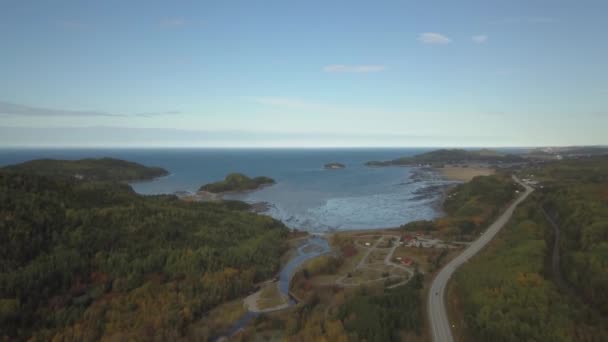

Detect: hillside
[527, 156, 608, 314]
[0, 171, 288, 340]
[1, 157, 168, 182]
[452, 156, 608, 341]
[199, 173, 275, 193]
[401, 173, 522, 239]
[365, 148, 524, 167]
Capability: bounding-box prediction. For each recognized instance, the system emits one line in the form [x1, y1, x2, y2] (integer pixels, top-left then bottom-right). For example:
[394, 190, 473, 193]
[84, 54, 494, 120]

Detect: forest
[237, 267, 425, 342]
[530, 157, 608, 316]
[401, 173, 521, 239]
[1, 158, 169, 182]
[0, 169, 288, 340]
[452, 156, 608, 341]
[199, 173, 275, 193]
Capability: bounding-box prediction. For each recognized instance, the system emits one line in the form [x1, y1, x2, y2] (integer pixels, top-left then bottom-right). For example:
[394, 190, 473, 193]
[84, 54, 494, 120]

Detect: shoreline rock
[250, 201, 272, 213]
[324, 162, 346, 170]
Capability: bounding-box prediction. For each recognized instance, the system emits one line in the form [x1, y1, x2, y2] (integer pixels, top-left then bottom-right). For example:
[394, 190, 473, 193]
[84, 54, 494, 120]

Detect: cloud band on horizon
[0, 101, 180, 118]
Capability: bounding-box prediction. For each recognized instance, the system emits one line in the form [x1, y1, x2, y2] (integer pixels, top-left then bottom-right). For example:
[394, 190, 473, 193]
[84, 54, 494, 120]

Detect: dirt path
[542, 207, 576, 296]
[335, 234, 414, 288]
[383, 235, 415, 288]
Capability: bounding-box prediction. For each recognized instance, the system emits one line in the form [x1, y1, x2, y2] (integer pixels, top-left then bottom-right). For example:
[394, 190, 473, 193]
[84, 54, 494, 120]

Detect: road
[335, 235, 413, 288]
[383, 236, 415, 289]
[542, 207, 576, 297]
[428, 176, 533, 342]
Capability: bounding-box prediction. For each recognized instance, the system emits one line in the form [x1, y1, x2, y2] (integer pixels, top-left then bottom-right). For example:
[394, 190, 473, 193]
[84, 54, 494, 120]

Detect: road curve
[428, 176, 533, 342]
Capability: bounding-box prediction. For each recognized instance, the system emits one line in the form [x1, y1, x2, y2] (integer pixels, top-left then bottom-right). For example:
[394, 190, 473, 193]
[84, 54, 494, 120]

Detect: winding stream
[217, 235, 331, 339]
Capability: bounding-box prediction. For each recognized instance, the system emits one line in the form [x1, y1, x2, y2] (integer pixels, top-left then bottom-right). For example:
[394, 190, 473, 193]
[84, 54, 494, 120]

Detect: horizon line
[1, 144, 605, 150]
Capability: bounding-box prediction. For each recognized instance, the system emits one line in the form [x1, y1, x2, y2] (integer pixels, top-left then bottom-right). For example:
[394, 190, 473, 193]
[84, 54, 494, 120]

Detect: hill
[0, 170, 288, 340]
[365, 148, 524, 167]
[1, 157, 168, 182]
[452, 156, 608, 341]
[199, 173, 275, 193]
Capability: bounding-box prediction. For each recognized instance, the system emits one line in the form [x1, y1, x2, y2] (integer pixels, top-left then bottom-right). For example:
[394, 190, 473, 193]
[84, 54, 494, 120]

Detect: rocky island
[199, 173, 275, 193]
[324, 162, 346, 169]
[1, 157, 169, 182]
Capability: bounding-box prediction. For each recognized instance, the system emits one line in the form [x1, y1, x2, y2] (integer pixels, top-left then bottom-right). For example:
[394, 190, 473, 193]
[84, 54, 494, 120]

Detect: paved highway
[428, 176, 533, 342]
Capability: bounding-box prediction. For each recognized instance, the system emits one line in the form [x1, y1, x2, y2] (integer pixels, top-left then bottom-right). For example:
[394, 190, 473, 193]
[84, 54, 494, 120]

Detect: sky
[0, 0, 607, 147]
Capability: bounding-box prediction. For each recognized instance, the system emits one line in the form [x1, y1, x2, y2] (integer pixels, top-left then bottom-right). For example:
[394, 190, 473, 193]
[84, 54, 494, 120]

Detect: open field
[438, 165, 494, 181]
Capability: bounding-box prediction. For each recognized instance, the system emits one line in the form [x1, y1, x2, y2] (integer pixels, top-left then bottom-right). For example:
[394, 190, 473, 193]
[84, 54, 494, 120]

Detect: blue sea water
[0, 148, 457, 231]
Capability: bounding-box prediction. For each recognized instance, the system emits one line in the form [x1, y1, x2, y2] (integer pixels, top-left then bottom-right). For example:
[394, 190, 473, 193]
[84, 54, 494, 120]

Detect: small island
[199, 173, 275, 193]
[1, 157, 168, 182]
[324, 162, 346, 170]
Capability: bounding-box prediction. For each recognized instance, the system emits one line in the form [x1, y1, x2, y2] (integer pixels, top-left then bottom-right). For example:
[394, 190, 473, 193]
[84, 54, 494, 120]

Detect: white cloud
[418, 32, 451, 45]
[323, 64, 386, 73]
[160, 18, 187, 28]
[472, 34, 488, 44]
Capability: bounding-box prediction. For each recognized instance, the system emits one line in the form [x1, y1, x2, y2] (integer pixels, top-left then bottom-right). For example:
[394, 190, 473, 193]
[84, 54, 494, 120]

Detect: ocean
[0, 148, 458, 231]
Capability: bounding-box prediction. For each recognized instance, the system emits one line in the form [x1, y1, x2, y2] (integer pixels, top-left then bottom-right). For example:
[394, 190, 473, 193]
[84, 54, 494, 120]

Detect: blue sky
[0, 0, 606, 147]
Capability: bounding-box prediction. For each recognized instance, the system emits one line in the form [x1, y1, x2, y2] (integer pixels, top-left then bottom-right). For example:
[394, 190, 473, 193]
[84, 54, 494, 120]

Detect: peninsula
[365, 148, 523, 167]
[0, 162, 288, 341]
[1, 157, 168, 182]
[199, 173, 275, 193]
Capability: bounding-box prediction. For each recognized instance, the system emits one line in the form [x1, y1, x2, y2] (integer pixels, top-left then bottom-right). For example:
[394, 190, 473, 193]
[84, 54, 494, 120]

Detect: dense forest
[0, 169, 288, 340]
[1, 158, 169, 182]
[530, 157, 608, 315]
[199, 173, 275, 193]
[239, 269, 424, 342]
[453, 156, 608, 341]
[336, 274, 424, 341]
[365, 148, 524, 167]
[402, 173, 521, 239]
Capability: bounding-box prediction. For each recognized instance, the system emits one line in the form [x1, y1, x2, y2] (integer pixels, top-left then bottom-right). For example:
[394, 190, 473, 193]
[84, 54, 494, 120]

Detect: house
[402, 234, 414, 242]
[400, 258, 414, 267]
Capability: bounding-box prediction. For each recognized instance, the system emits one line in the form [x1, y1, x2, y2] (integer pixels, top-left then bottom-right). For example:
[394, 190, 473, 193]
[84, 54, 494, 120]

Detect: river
[216, 235, 331, 339]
